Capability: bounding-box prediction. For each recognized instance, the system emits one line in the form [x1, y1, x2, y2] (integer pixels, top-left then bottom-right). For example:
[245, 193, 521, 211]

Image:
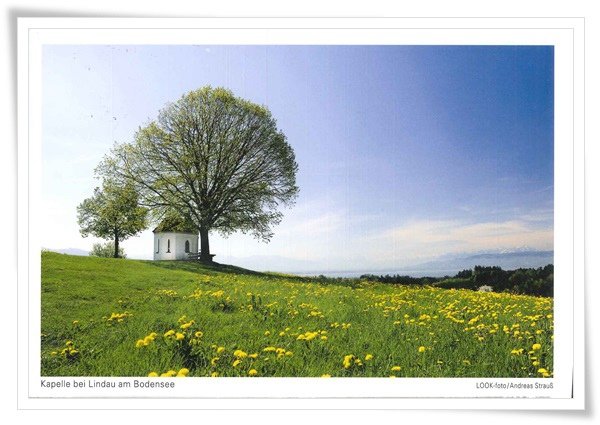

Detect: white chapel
[152, 215, 199, 261]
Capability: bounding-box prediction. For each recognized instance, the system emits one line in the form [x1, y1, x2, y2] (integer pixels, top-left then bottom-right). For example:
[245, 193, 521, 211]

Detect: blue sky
[42, 45, 554, 271]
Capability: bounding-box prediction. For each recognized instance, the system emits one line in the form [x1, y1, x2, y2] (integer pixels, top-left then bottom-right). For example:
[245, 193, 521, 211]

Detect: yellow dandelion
[148, 372, 158, 377]
[135, 339, 145, 348]
[180, 321, 194, 330]
[418, 346, 426, 353]
[365, 354, 374, 361]
[532, 343, 542, 351]
[175, 332, 185, 341]
[211, 372, 219, 377]
[194, 331, 204, 338]
[248, 369, 258, 376]
[164, 330, 175, 337]
[391, 366, 401, 372]
[264, 330, 271, 336]
[176, 368, 189, 377]
[232, 359, 242, 368]
[233, 350, 248, 359]
[216, 346, 225, 354]
[343, 354, 355, 369]
[321, 374, 331, 378]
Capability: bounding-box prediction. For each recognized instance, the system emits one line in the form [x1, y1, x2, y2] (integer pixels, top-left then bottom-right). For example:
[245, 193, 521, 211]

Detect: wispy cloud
[366, 218, 553, 266]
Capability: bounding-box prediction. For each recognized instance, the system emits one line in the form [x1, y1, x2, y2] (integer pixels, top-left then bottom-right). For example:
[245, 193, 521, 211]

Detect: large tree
[77, 180, 148, 258]
[98, 87, 299, 261]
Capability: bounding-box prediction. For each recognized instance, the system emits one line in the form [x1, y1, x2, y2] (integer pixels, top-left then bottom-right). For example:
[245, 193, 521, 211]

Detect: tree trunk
[199, 227, 211, 261]
[114, 233, 119, 258]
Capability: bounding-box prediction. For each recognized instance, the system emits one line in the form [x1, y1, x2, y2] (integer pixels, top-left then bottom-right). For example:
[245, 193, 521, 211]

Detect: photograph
[39, 43, 555, 379]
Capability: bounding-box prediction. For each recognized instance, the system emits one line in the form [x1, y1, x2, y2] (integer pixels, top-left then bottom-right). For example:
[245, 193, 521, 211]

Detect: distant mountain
[410, 250, 553, 273]
[45, 248, 89, 256]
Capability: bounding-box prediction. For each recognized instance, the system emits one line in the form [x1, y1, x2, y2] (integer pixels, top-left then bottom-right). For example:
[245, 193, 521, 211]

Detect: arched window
[185, 240, 190, 253]
[156, 239, 160, 254]
[167, 239, 171, 253]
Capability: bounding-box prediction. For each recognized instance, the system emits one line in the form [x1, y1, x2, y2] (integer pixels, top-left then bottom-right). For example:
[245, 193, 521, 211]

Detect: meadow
[41, 252, 553, 378]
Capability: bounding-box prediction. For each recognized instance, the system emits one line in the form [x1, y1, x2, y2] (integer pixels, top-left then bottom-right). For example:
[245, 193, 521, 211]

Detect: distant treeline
[360, 264, 554, 297]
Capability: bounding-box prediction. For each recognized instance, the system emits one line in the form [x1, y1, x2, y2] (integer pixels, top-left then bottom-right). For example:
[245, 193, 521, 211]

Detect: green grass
[41, 251, 553, 378]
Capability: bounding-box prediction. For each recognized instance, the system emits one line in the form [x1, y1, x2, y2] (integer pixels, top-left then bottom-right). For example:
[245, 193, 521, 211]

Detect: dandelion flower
[180, 321, 194, 330]
[148, 372, 158, 377]
[391, 366, 401, 372]
[233, 350, 248, 359]
[175, 332, 185, 341]
[194, 331, 204, 338]
[211, 372, 219, 377]
[176, 368, 189, 377]
[532, 343, 542, 351]
[264, 330, 271, 336]
[216, 346, 225, 354]
[343, 354, 355, 369]
[418, 346, 426, 353]
[365, 354, 374, 361]
[135, 339, 145, 348]
[321, 374, 331, 378]
[164, 330, 175, 338]
[248, 369, 258, 376]
[232, 359, 242, 368]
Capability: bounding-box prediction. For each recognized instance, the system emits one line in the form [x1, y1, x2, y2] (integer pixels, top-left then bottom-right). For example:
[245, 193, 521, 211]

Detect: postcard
[17, 17, 585, 410]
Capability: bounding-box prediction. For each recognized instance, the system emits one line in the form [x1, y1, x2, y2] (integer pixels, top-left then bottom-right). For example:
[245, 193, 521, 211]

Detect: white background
[3, 0, 598, 423]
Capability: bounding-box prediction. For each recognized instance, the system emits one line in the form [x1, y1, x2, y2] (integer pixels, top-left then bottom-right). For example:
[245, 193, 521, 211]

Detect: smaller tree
[90, 241, 126, 258]
[77, 180, 148, 258]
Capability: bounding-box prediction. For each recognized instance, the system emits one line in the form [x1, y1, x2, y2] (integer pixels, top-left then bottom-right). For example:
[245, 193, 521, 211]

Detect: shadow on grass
[142, 259, 367, 288]
[144, 259, 269, 277]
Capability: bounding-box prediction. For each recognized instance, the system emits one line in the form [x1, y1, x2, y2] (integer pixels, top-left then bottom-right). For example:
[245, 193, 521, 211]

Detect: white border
[17, 17, 585, 410]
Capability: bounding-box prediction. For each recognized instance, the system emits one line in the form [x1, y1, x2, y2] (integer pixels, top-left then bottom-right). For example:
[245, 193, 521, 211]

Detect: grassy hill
[41, 252, 553, 378]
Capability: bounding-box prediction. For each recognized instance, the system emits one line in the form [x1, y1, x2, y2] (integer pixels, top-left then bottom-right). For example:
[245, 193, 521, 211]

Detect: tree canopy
[97, 86, 299, 260]
[77, 180, 148, 258]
